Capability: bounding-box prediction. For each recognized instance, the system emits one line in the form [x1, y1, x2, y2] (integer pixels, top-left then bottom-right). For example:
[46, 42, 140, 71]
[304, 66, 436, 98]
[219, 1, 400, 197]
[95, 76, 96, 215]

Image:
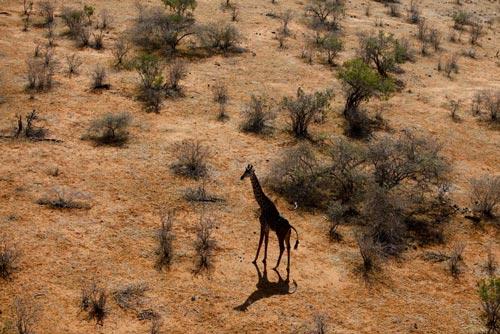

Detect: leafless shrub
[429, 28, 441, 51]
[156, 213, 175, 270]
[277, 30, 288, 49]
[448, 98, 461, 121]
[482, 90, 500, 123]
[150, 318, 163, 334]
[448, 243, 465, 278]
[77, 26, 92, 48]
[388, 4, 400, 17]
[407, 0, 420, 24]
[462, 48, 476, 59]
[26, 54, 55, 92]
[281, 87, 332, 138]
[300, 46, 314, 64]
[470, 20, 483, 45]
[184, 183, 223, 203]
[113, 283, 148, 310]
[96, 9, 113, 30]
[197, 22, 243, 53]
[80, 281, 107, 326]
[38, 0, 55, 26]
[240, 95, 276, 134]
[0, 240, 19, 280]
[22, 1, 34, 31]
[416, 18, 428, 42]
[194, 216, 216, 274]
[471, 91, 483, 116]
[85, 112, 131, 146]
[14, 297, 38, 334]
[66, 54, 82, 77]
[165, 60, 187, 96]
[230, 5, 239, 21]
[171, 140, 210, 179]
[469, 175, 500, 218]
[92, 29, 105, 50]
[90, 64, 110, 90]
[327, 202, 346, 241]
[484, 248, 497, 277]
[443, 54, 459, 78]
[357, 233, 381, 278]
[112, 38, 130, 68]
[365, 4, 371, 17]
[37, 187, 90, 209]
[312, 314, 328, 334]
[212, 82, 229, 120]
[46, 22, 56, 47]
[14, 110, 47, 139]
[280, 10, 293, 36]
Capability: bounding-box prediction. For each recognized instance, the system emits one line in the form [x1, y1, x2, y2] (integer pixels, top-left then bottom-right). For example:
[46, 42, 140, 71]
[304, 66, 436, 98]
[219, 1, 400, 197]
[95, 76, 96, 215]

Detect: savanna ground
[0, 0, 499, 333]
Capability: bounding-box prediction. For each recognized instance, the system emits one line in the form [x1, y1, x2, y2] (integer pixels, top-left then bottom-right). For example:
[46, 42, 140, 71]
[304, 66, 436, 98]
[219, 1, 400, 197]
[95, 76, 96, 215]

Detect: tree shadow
[234, 263, 297, 312]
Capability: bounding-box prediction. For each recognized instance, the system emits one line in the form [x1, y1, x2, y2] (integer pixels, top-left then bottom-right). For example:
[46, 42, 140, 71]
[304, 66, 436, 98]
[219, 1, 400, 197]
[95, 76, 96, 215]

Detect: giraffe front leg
[262, 228, 269, 265]
[253, 227, 264, 264]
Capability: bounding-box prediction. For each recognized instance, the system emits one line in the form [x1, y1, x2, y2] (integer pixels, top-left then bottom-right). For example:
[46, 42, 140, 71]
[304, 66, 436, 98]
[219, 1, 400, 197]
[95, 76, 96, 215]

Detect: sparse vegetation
[281, 87, 332, 138]
[305, 0, 345, 30]
[85, 112, 131, 146]
[478, 277, 500, 334]
[80, 281, 107, 326]
[318, 33, 343, 65]
[156, 213, 175, 270]
[26, 53, 55, 92]
[194, 216, 216, 274]
[66, 53, 82, 77]
[240, 95, 276, 134]
[113, 283, 148, 310]
[0, 240, 18, 280]
[448, 243, 465, 278]
[171, 140, 210, 179]
[197, 22, 243, 53]
[162, 0, 197, 16]
[469, 175, 500, 219]
[37, 187, 90, 209]
[14, 297, 38, 334]
[90, 64, 110, 90]
[212, 82, 229, 120]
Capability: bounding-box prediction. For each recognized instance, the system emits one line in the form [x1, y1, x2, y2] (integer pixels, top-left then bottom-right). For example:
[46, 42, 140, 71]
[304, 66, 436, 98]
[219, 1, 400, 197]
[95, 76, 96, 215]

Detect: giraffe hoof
[252, 260, 257, 264]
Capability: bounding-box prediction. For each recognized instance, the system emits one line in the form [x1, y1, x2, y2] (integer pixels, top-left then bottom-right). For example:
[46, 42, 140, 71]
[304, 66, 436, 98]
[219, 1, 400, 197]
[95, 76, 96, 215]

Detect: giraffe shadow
[234, 263, 297, 312]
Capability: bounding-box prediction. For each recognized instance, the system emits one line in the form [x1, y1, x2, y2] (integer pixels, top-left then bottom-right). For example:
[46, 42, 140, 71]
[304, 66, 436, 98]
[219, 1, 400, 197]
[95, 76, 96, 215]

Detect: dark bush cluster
[61, 5, 108, 49]
[113, 283, 149, 310]
[0, 241, 18, 280]
[469, 175, 500, 219]
[197, 22, 243, 53]
[37, 187, 91, 209]
[268, 130, 451, 258]
[305, 0, 345, 31]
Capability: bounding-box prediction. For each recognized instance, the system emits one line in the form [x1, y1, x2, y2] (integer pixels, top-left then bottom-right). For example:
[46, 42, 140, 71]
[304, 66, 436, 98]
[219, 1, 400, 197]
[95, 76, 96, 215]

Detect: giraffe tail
[290, 225, 299, 250]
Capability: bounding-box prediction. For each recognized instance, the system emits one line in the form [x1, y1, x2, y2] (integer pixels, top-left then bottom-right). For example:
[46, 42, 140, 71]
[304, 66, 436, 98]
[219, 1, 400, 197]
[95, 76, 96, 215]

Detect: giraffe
[240, 164, 299, 275]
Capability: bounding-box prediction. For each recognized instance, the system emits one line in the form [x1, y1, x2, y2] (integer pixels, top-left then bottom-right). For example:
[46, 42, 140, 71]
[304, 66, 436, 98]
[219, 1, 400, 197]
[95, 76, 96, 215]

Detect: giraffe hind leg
[274, 235, 285, 270]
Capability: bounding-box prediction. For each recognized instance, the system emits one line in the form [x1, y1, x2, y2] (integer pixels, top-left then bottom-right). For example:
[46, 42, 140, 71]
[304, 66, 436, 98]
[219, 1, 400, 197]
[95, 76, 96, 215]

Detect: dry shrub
[0, 240, 19, 280]
[267, 144, 325, 209]
[14, 297, 38, 334]
[112, 38, 130, 68]
[85, 112, 131, 146]
[130, 6, 195, 54]
[80, 281, 107, 326]
[470, 20, 483, 45]
[37, 187, 90, 209]
[357, 233, 381, 278]
[478, 277, 500, 334]
[66, 53, 82, 77]
[448, 243, 465, 278]
[156, 213, 175, 270]
[240, 95, 276, 134]
[469, 175, 500, 219]
[165, 60, 187, 97]
[96, 9, 113, 30]
[194, 216, 216, 274]
[197, 22, 243, 53]
[113, 283, 148, 310]
[312, 314, 328, 334]
[281, 87, 332, 138]
[407, 0, 420, 24]
[184, 183, 223, 203]
[484, 249, 497, 277]
[90, 64, 110, 90]
[15, 110, 47, 139]
[305, 0, 345, 30]
[38, 0, 55, 26]
[26, 53, 55, 92]
[171, 140, 210, 179]
[212, 82, 229, 120]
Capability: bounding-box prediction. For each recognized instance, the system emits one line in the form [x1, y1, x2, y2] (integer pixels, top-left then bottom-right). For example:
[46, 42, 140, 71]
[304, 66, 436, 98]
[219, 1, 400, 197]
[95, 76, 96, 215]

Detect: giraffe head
[240, 164, 254, 180]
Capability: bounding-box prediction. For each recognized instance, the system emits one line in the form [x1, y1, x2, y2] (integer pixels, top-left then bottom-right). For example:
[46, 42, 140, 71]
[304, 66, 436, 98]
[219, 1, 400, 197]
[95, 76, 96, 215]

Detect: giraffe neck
[250, 173, 268, 208]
